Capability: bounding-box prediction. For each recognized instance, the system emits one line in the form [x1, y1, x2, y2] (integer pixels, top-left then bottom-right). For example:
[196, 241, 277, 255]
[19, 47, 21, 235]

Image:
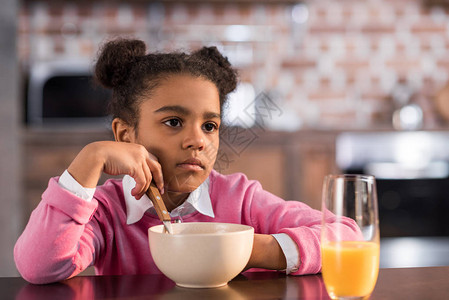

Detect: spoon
[147, 183, 173, 234]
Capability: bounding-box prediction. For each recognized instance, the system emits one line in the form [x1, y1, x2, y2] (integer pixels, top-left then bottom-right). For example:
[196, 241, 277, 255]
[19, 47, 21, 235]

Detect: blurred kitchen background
[2, 0, 449, 276]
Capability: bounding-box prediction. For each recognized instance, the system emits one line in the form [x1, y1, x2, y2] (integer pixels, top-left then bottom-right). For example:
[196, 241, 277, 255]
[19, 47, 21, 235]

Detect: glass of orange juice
[321, 174, 380, 300]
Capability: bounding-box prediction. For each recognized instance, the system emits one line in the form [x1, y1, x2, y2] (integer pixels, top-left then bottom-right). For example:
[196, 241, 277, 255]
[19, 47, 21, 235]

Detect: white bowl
[148, 222, 254, 288]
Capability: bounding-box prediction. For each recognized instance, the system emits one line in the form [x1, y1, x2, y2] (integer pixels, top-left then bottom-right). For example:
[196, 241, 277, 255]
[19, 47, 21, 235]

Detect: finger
[141, 162, 152, 195]
[131, 169, 147, 200]
[147, 154, 164, 194]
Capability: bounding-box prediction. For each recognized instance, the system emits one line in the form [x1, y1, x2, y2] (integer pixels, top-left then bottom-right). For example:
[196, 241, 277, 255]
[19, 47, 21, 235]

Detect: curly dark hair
[94, 38, 239, 128]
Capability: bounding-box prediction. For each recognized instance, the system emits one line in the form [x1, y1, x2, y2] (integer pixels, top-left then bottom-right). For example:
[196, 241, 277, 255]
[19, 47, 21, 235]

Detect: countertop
[2, 267, 449, 300]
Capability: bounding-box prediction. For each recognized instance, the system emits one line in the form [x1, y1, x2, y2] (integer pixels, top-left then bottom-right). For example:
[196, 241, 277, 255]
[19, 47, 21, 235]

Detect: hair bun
[194, 46, 231, 69]
[95, 38, 146, 88]
[193, 46, 238, 95]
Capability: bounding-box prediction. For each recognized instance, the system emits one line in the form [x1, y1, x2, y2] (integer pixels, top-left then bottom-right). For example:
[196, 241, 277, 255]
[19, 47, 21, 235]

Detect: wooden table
[1, 267, 449, 300]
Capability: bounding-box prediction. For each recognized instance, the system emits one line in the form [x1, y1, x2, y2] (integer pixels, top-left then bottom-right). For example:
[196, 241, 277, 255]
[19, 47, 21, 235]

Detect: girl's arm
[246, 234, 287, 271]
[243, 181, 360, 275]
[14, 141, 163, 284]
[68, 141, 164, 198]
[14, 178, 100, 284]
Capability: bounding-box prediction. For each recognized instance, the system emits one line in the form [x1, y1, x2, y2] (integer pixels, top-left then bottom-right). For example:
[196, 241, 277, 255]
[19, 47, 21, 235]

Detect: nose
[182, 126, 205, 151]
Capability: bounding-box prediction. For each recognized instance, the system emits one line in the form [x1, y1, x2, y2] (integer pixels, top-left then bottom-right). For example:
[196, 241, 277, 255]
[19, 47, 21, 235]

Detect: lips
[177, 158, 205, 170]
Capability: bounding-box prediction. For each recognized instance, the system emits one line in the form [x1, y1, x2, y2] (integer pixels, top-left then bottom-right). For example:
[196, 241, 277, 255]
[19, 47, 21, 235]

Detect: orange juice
[321, 241, 379, 299]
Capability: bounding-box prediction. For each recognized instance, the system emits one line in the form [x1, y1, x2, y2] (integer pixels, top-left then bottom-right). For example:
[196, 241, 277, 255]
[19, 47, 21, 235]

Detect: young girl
[14, 39, 359, 284]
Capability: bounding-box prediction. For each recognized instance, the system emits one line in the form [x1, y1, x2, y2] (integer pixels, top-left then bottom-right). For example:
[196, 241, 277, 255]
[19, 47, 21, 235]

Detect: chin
[166, 172, 208, 193]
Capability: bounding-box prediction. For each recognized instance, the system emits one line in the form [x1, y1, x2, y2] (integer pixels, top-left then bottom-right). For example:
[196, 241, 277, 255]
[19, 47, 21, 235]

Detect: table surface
[1, 266, 449, 300]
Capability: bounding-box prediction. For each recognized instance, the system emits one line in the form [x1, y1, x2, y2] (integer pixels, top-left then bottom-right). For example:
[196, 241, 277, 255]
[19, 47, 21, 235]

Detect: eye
[203, 122, 218, 132]
[164, 118, 182, 128]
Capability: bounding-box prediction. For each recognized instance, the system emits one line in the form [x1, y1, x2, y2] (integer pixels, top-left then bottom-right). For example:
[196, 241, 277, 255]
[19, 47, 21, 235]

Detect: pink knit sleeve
[14, 177, 101, 284]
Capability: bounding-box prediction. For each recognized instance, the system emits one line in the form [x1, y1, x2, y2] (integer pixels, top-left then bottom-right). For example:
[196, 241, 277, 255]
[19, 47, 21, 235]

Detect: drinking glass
[321, 174, 380, 300]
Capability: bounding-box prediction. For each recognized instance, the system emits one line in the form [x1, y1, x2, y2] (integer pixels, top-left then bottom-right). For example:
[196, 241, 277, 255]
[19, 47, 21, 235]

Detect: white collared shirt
[58, 170, 299, 274]
[121, 174, 214, 224]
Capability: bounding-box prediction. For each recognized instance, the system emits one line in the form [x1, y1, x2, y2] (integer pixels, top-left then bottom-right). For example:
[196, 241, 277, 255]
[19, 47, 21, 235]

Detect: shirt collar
[122, 175, 214, 225]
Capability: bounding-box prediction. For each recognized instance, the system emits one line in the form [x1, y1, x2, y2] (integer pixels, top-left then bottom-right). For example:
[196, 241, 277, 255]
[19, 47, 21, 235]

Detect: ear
[112, 118, 135, 143]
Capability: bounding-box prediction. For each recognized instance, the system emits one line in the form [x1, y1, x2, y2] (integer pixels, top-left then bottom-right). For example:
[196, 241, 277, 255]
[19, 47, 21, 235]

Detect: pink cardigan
[14, 170, 359, 284]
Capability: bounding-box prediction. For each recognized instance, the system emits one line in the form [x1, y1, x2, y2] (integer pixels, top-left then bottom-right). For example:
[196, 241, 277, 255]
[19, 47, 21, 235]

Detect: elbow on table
[14, 246, 74, 284]
[15, 260, 75, 285]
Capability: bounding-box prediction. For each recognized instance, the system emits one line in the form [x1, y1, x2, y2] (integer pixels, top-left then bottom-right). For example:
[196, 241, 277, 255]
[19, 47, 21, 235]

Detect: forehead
[144, 74, 221, 112]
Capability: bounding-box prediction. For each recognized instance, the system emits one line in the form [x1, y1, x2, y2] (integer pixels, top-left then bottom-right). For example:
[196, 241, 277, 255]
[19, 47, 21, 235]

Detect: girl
[14, 39, 359, 284]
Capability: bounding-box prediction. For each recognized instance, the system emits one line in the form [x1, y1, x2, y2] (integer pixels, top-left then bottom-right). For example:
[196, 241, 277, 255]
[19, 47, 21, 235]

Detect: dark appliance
[336, 131, 449, 237]
[26, 60, 112, 128]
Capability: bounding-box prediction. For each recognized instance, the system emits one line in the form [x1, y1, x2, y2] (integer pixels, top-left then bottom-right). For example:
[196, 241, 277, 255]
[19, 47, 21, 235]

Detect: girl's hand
[244, 234, 287, 271]
[67, 141, 164, 199]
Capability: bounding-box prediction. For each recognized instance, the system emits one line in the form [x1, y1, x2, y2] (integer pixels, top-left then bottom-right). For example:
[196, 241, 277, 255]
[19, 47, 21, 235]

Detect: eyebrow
[154, 105, 221, 119]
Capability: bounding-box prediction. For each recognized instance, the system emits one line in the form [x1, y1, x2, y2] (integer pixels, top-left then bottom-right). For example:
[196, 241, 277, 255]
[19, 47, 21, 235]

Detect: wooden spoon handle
[147, 183, 171, 222]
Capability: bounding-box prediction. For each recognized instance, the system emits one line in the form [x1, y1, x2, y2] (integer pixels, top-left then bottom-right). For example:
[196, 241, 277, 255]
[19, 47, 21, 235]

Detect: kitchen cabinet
[22, 130, 115, 220]
[218, 128, 339, 209]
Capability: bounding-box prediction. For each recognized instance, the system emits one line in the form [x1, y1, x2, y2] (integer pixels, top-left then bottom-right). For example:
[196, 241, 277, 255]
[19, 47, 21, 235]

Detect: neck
[162, 191, 189, 212]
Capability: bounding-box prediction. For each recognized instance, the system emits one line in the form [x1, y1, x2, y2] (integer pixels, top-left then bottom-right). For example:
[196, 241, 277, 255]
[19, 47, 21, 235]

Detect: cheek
[137, 131, 175, 157]
[203, 138, 219, 166]
[148, 146, 171, 161]
[141, 141, 173, 167]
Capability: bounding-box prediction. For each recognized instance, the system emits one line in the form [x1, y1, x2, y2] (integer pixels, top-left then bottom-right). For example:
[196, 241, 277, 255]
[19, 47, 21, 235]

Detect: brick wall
[18, 0, 449, 130]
